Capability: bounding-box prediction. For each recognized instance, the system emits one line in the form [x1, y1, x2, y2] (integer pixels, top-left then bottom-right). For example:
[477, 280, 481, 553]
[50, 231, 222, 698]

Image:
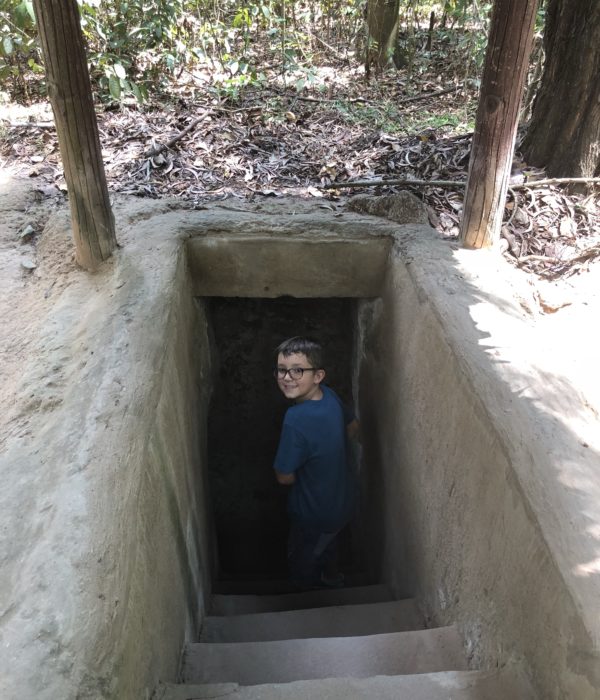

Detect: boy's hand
[275, 471, 296, 485]
[346, 419, 360, 442]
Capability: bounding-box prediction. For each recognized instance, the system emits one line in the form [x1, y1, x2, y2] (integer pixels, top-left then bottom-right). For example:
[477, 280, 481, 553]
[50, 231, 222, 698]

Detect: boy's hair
[276, 337, 323, 369]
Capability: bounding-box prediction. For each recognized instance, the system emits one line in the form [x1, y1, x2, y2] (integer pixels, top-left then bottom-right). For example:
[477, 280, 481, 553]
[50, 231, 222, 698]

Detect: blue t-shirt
[274, 386, 356, 532]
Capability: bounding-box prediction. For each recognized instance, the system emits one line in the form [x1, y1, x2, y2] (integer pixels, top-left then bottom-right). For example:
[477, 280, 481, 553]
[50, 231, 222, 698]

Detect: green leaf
[14, 2, 32, 28]
[108, 74, 121, 100]
[130, 81, 143, 103]
[113, 63, 126, 79]
[24, 1, 35, 22]
[27, 57, 43, 73]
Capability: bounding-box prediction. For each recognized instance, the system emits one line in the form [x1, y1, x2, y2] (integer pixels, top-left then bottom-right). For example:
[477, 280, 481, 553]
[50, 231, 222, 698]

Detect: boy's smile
[276, 352, 325, 403]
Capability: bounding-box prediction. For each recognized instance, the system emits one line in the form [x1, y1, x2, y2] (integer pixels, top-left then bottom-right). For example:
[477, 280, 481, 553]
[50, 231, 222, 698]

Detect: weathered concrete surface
[184, 203, 393, 298]
[200, 599, 424, 642]
[0, 197, 397, 699]
[157, 668, 536, 700]
[1, 193, 600, 699]
[188, 236, 391, 297]
[359, 229, 600, 700]
[0, 201, 214, 699]
[182, 627, 467, 684]
[209, 583, 393, 616]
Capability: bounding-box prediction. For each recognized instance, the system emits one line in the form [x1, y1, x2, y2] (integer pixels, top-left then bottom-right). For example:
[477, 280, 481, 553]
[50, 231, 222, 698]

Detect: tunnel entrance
[206, 296, 359, 580]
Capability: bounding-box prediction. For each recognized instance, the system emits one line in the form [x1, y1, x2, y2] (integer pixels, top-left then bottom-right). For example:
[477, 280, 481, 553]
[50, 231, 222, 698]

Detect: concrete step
[213, 572, 373, 595]
[209, 583, 392, 616]
[158, 668, 535, 700]
[201, 599, 424, 642]
[182, 626, 467, 685]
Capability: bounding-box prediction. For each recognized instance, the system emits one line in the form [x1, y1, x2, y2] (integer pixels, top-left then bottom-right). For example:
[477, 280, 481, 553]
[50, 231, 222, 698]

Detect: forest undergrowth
[1, 16, 598, 280]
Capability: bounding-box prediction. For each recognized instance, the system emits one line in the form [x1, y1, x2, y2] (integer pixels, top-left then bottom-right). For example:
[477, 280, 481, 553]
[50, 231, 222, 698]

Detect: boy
[273, 337, 359, 589]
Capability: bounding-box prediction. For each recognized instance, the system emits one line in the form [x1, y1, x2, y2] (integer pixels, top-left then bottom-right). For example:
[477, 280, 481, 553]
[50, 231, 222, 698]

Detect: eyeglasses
[274, 367, 320, 380]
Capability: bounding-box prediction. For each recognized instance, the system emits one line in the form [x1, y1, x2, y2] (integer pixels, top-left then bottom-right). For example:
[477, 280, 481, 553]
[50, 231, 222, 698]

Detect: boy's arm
[275, 471, 296, 485]
[274, 422, 305, 486]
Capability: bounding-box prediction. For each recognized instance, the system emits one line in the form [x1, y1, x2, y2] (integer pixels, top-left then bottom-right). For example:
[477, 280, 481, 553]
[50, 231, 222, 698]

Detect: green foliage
[78, 0, 194, 102]
[0, 0, 41, 99]
[333, 94, 474, 136]
[334, 99, 405, 133]
[0, 1, 549, 106]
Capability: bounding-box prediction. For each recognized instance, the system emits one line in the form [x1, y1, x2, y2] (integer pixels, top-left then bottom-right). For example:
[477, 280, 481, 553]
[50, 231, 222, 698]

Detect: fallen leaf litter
[1, 73, 598, 279]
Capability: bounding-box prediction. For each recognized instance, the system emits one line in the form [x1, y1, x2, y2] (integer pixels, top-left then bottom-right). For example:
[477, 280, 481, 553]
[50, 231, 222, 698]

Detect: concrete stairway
[157, 583, 535, 699]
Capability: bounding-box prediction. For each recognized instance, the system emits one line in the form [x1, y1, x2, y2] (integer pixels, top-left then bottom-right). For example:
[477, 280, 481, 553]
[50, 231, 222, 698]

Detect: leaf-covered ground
[1, 53, 598, 279]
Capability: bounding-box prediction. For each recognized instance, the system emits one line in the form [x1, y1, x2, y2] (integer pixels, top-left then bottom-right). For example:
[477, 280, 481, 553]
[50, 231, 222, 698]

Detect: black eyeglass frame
[274, 367, 322, 380]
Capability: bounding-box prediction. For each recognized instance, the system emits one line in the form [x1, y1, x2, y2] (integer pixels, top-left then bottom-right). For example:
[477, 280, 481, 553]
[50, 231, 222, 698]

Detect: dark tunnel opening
[205, 296, 361, 581]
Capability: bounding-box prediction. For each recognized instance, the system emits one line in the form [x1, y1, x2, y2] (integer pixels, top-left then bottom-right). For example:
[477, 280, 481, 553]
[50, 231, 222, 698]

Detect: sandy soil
[0, 170, 183, 449]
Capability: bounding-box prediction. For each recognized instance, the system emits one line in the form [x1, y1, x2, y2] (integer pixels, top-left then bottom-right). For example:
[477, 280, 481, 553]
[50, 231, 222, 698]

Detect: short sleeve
[274, 422, 308, 475]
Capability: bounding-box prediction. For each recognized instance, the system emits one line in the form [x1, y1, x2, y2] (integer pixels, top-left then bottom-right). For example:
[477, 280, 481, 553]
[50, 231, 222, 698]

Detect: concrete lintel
[186, 235, 392, 298]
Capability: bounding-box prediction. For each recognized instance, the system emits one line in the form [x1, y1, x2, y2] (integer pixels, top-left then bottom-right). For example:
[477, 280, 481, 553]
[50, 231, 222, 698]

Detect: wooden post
[33, 0, 117, 270]
[460, 0, 538, 249]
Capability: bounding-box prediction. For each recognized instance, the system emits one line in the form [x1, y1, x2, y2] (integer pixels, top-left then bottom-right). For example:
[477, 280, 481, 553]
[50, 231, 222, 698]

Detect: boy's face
[276, 352, 325, 403]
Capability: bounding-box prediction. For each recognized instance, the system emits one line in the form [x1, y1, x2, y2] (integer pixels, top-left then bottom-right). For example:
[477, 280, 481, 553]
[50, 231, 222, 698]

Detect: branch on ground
[324, 176, 600, 190]
[144, 112, 212, 158]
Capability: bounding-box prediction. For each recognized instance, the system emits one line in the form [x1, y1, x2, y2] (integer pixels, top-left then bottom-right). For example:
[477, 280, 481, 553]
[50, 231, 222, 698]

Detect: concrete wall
[0, 201, 395, 699]
[358, 235, 600, 700]
[104, 276, 214, 699]
[3, 198, 599, 699]
[0, 217, 213, 699]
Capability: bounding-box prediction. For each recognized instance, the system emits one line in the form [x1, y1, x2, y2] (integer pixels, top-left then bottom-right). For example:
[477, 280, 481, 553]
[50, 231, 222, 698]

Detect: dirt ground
[0, 171, 71, 450]
[0, 169, 181, 450]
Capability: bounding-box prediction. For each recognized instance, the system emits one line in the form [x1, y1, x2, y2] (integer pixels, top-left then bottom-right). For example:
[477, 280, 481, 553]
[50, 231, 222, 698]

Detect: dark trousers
[287, 522, 340, 588]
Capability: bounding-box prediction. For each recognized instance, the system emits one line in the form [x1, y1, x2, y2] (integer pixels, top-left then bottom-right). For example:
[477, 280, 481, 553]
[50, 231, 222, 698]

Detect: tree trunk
[33, 0, 117, 271]
[365, 0, 400, 73]
[460, 0, 538, 249]
[426, 11, 436, 52]
[522, 0, 600, 177]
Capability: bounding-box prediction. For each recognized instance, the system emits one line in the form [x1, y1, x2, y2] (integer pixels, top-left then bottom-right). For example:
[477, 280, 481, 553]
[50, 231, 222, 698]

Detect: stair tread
[201, 599, 424, 642]
[159, 668, 535, 700]
[182, 626, 467, 685]
[209, 583, 393, 616]
[213, 573, 372, 595]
